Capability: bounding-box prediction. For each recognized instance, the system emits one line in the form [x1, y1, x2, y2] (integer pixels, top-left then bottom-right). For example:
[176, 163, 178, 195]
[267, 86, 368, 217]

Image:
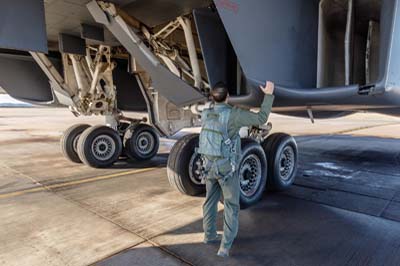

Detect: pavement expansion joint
[378, 193, 397, 218]
[0, 162, 195, 266]
[70, 197, 196, 266]
[287, 184, 400, 224]
[0, 167, 157, 199]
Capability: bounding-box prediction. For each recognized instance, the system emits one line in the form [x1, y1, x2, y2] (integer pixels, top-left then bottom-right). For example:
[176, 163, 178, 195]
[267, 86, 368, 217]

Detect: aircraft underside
[0, 0, 400, 207]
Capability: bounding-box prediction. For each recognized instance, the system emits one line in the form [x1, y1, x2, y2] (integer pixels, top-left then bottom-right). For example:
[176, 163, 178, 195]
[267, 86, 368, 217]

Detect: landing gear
[167, 134, 205, 196]
[262, 133, 298, 191]
[238, 139, 268, 209]
[167, 132, 298, 208]
[166, 136, 268, 208]
[60, 122, 160, 167]
[124, 124, 159, 161]
[77, 125, 123, 168]
[60, 124, 91, 163]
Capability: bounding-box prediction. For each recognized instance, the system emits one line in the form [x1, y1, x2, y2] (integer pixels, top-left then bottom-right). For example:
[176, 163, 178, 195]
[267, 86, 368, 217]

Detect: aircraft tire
[60, 124, 91, 163]
[167, 134, 205, 196]
[77, 125, 122, 168]
[237, 138, 268, 209]
[262, 133, 298, 191]
[123, 124, 159, 161]
[116, 122, 131, 160]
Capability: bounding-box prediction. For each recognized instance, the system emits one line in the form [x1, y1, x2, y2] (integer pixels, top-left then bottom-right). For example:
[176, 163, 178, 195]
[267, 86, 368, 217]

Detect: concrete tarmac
[0, 108, 400, 266]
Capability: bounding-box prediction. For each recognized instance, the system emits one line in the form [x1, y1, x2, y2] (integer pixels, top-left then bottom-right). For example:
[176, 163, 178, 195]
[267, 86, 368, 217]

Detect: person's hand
[259, 81, 274, 95]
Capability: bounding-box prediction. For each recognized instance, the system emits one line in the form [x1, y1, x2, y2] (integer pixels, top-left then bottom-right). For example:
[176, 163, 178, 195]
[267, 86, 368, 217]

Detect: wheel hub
[189, 153, 204, 185]
[91, 134, 116, 161]
[279, 146, 295, 181]
[239, 154, 262, 197]
[136, 131, 155, 155]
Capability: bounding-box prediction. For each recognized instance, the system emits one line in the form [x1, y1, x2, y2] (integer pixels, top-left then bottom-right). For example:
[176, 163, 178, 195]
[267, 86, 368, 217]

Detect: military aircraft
[0, 0, 398, 208]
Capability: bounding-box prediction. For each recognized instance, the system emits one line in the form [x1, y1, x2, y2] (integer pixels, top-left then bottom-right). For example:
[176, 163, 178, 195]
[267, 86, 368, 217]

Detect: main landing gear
[166, 132, 298, 209]
[60, 122, 160, 168]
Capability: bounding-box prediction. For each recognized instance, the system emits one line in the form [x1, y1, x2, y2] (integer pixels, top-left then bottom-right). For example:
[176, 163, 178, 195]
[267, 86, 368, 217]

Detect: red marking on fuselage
[215, 0, 239, 14]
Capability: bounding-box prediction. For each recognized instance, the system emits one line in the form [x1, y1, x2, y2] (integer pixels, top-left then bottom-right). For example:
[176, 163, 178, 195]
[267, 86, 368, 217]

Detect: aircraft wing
[1, 0, 400, 118]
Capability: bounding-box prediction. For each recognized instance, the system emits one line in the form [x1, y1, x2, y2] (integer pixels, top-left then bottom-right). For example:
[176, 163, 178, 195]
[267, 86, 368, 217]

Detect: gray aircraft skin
[0, 0, 399, 119]
[2, 0, 400, 207]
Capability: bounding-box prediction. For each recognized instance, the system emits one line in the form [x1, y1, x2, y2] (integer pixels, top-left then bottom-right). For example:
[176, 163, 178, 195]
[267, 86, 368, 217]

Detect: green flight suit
[202, 94, 275, 250]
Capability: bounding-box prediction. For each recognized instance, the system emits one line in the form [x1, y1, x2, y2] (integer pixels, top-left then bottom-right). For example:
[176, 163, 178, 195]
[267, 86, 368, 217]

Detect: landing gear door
[214, 0, 319, 88]
[193, 8, 239, 94]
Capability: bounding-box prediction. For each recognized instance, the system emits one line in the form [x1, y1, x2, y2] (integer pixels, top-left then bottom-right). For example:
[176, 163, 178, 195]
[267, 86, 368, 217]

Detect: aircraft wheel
[77, 125, 122, 168]
[117, 122, 130, 159]
[123, 124, 159, 161]
[237, 138, 268, 209]
[262, 133, 298, 191]
[60, 124, 90, 163]
[167, 134, 205, 196]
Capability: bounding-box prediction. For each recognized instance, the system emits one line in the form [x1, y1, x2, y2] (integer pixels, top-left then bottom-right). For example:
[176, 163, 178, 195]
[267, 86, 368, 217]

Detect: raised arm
[231, 81, 275, 128]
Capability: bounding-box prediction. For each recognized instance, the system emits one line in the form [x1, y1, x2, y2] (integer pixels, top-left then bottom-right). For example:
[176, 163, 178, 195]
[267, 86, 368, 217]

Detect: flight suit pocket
[217, 160, 232, 177]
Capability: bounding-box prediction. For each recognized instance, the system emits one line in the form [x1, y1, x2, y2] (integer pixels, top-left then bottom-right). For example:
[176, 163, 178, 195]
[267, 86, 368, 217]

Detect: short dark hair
[211, 82, 228, 103]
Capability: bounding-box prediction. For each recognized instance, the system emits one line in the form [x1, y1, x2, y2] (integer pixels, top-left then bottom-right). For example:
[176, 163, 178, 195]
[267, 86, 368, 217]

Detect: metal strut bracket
[30, 52, 76, 107]
[31, 45, 118, 116]
[87, 0, 207, 107]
